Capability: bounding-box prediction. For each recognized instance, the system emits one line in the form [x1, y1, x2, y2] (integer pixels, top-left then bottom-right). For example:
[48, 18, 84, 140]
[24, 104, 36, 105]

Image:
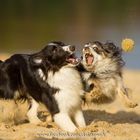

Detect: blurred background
[0, 0, 140, 69]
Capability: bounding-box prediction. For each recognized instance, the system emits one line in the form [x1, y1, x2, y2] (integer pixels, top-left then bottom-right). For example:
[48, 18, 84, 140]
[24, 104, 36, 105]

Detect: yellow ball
[121, 38, 135, 52]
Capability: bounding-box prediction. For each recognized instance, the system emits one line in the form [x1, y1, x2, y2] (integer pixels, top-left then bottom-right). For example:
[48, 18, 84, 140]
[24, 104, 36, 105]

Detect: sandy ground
[0, 54, 140, 140]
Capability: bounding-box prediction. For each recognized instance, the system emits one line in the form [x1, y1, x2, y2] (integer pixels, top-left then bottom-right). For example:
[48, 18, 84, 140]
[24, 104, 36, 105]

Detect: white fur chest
[47, 66, 83, 112]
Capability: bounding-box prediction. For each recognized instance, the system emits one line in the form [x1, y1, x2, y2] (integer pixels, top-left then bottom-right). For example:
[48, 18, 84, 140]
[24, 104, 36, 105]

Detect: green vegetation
[0, 0, 140, 52]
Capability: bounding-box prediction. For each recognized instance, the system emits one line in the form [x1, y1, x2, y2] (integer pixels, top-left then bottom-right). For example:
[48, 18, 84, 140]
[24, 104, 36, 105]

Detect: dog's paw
[126, 101, 138, 108]
[45, 114, 53, 123]
[82, 101, 92, 109]
[38, 122, 58, 128]
[37, 121, 49, 127]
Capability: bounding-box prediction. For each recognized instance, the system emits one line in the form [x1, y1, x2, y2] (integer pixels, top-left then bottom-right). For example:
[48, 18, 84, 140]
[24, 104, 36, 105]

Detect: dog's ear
[30, 55, 43, 66]
[104, 42, 117, 52]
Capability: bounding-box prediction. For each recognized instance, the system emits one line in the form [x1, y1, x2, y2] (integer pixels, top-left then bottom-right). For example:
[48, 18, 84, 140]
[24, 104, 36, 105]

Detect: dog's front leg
[118, 88, 138, 108]
[117, 77, 138, 108]
[53, 112, 77, 132]
[27, 98, 42, 124]
[74, 109, 86, 128]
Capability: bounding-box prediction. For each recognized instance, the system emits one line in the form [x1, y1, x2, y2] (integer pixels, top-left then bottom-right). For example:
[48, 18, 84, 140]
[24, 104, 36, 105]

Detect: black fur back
[0, 54, 59, 115]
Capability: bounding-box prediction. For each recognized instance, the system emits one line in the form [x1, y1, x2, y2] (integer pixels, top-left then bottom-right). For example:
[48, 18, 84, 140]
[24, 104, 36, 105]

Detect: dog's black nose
[69, 45, 75, 52]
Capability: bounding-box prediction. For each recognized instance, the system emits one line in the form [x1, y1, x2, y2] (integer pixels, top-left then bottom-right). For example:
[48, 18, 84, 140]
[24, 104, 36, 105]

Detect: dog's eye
[52, 46, 57, 53]
[93, 47, 99, 52]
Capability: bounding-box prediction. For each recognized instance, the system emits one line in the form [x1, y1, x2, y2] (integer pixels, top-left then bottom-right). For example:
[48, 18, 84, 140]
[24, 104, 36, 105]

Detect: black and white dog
[0, 46, 59, 124]
[0, 41, 86, 132]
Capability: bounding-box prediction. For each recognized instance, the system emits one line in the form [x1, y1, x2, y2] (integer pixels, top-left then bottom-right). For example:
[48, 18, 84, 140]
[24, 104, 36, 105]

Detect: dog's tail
[0, 60, 3, 67]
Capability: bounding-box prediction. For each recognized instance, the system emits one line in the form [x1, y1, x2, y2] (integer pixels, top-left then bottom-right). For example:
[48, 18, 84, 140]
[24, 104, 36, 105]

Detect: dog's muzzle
[63, 45, 79, 65]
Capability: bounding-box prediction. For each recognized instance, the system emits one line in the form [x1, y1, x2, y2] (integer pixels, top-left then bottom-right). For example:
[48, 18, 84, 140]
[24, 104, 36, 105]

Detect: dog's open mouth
[66, 54, 79, 65]
[85, 53, 94, 65]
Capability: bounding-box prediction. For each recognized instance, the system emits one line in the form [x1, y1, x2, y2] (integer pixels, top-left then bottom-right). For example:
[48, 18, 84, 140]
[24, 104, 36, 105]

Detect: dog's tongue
[69, 58, 76, 63]
[87, 56, 93, 65]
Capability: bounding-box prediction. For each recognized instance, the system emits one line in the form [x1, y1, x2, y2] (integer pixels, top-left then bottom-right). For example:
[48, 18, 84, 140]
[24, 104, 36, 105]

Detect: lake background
[0, 0, 140, 69]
